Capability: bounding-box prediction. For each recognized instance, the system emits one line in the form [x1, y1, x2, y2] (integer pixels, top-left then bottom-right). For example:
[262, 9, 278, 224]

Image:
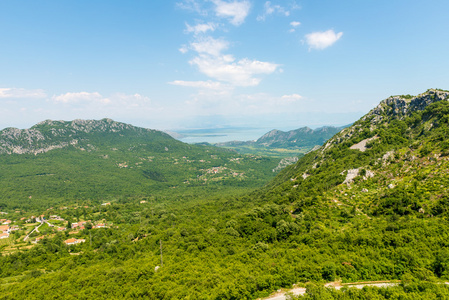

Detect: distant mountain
[0, 118, 176, 155]
[0, 118, 278, 209]
[215, 125, 346, 158]
[217, 126, 346, 148]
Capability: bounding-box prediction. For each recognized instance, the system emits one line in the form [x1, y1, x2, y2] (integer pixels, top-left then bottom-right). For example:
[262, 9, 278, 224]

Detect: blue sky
[1, 0, 449, 134]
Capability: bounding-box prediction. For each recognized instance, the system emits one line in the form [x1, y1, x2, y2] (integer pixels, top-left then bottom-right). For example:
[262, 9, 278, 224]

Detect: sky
[1, 0, 449, 136]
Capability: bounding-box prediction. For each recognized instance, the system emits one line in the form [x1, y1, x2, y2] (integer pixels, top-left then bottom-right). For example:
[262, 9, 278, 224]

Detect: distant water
[176, 127, 272, 144]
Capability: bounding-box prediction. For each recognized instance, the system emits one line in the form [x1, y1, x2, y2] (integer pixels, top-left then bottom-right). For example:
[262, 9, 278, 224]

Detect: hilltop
[0, 118, 176, 155]
[215, 125, 345, 157]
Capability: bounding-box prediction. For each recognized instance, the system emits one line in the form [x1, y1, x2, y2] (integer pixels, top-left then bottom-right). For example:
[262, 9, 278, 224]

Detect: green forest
[1, 91, 449, 299]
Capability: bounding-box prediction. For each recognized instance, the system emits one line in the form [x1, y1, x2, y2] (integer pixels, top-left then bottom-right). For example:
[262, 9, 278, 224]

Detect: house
[64, 238, 86, 245]
[50, 215, 65, 221]
[10, 225, 19, 231]
[94, 223, 106, 229]
[57, 227, 66, 231]
[101, 202, 111, 206]
[0, 225, 9, 233]
[2, 220, 11, 225]
[0, 233, 9, 239]
[33, 236, 45, 243]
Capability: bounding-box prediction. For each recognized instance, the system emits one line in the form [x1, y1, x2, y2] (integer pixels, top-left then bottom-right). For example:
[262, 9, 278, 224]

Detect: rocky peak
[0, 119, 162, 155]
[365, 89, 449, 124]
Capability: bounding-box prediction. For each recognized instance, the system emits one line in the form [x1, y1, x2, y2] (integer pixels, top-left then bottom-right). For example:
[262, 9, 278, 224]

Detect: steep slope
[268, 88, 449, 193]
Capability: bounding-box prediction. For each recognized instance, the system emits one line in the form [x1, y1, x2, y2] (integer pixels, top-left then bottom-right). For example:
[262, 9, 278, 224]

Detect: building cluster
[0, 219, 14, 239]
[63, 238, 86, 245]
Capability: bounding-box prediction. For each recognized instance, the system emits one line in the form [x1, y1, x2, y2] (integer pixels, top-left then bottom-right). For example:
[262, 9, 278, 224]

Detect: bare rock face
[272, 157, 299, 172]
[0, 118, 162, 155]
[366, 89, 449, 124]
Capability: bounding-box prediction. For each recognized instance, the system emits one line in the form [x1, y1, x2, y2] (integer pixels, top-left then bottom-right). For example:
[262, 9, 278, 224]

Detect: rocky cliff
[0, 118, 169, 155]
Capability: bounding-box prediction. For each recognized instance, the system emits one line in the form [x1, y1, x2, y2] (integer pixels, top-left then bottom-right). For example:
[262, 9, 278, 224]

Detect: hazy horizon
[1, 1, 448, 131]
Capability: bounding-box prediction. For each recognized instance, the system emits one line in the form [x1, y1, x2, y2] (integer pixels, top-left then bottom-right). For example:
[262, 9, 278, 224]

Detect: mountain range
[1, 89, 449, 299]
[215, 126, 346, 158]
[0, 118, 279, 210]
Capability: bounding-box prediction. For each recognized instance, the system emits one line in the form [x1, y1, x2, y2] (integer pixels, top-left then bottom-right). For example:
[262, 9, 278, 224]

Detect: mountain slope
[0, 119, 278, 210]
[268, 88, 449, 193]
[2, 90, 449, 299]
[255, 126, 344, 148]
[0, 118, 179, 155]
[215, 125, 345, 157]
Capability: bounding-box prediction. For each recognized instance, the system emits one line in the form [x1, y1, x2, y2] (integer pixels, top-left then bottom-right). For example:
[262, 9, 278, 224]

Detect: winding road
[263, 281, 449, 299]
[263, 281, 401, 300]
[23, 221, 43, 241]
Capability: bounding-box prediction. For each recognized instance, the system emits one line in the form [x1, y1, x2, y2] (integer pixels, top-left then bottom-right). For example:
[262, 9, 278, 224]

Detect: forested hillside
[0, 119, 278, 211]
[1, 89, 449, 299]
[215, 126, 345, 158]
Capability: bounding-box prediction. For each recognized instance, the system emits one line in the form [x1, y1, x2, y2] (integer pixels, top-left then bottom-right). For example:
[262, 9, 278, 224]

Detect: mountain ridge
[214, 125, 346, 158]
[0, 118, 172, 155]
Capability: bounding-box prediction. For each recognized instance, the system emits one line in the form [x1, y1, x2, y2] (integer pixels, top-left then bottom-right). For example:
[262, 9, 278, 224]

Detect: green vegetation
[1, 91, 449, 299]
[215, 126, 345, 158]
[0, 119, 279, 211]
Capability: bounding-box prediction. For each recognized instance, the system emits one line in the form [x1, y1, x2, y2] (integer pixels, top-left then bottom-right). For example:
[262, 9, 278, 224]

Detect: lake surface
[176, 127, 273, 144]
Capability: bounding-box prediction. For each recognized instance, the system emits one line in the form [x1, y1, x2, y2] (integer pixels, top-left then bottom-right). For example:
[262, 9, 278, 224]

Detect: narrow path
[263, 280, 449, 299]
[23, 221, 43, 241]
[263, 281, 400, 300]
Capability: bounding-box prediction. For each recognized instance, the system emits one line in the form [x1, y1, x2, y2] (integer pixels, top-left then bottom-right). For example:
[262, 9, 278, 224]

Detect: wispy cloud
[190, 54, 278, 87]
[169, 80, 225, 89]
[289, 21, 301, 33]
[190, 36, 229, 56]
[176, 0, 207, 15]
[257, 1, 290, 21]
[305, 29, 343, 50]
[51, 92, 154, 108]
[185, 22, 217, 35]
[178, 35, 278, 87]
[212, 0, 251, 26]
[0, 88, 47, 99]
[52, 92, 109, 104]
[281, 93, 303, 103]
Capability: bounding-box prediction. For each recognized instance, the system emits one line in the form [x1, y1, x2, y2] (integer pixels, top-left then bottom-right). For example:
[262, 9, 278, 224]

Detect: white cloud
[190, 54, 278, 86]
[0, 88, 47, 99]
[51, 92, 154, 108]
[169, 80, 225, 89]
[190, 36, 229, 56]
[52, 92, 110, 104]
[176, 0, 207, 15]
[212, 0, 251, 26]
[179, 45, 189, 54]
[289, 21, 300, 33]
[305, 29, 343, 50]
[185, 22, 217, 35]
[112, 93, 151, 108]
[257, 1, 290, 21]
[281, 94, 303, 103]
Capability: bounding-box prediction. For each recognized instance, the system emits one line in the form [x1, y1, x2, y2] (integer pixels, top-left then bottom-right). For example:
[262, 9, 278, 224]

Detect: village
[0, 202, 114, 254]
